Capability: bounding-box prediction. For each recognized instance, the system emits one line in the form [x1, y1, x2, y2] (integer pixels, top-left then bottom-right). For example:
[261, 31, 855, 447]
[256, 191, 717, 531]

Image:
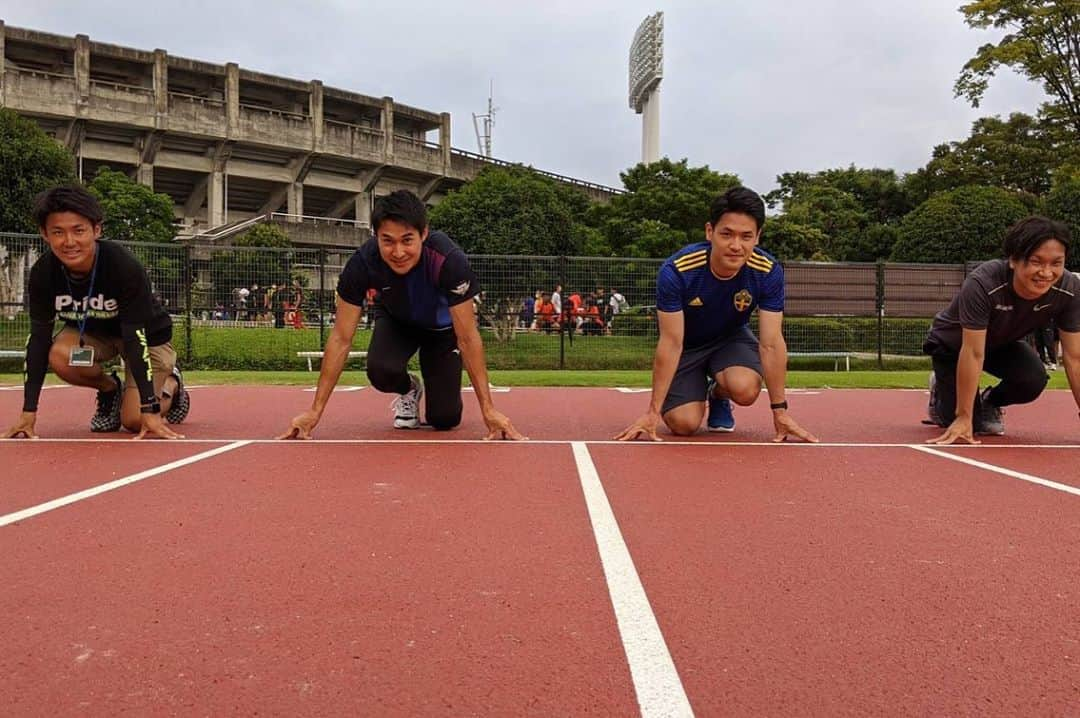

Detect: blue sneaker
[706, 381, 735, 432]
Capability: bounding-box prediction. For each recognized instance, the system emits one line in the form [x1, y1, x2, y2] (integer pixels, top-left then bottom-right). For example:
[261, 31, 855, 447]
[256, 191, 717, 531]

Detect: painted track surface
[2, 443, 638, 715]
[4, 385, 1079, 443]
[589, 444, 1080, 715]
[2, 385, 1078, 715]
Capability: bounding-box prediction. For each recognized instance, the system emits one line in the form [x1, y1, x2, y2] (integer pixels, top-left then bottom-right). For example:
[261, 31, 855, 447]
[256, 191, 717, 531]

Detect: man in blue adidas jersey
[616, 187, 818, 442]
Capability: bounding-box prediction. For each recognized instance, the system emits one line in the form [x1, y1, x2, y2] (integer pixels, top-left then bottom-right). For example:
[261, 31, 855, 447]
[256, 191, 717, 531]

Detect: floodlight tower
[628, 12, 664, 164]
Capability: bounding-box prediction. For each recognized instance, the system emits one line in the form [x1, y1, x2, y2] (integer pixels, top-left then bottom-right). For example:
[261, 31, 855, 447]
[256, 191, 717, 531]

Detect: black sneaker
[90, 372, 123, 432]
[974, 386, 1005, 436]
[164, 366, 190, 425]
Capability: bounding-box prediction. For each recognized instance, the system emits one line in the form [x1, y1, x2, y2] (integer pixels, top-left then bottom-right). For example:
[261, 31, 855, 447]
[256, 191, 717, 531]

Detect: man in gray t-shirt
[923, 216, 1080, 443]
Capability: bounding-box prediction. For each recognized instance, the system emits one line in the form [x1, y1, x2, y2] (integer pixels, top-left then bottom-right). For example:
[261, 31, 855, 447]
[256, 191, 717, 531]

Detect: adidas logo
[689, 297, 703, 307]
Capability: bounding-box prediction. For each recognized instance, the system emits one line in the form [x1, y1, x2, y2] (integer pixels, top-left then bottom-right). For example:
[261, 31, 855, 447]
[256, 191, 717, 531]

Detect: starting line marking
[0, 440, 251, 527]
[571, 442, 693, 717]
[911, 445, 1080, 498]
[303, 386, 366, 393]
[4, 438, 1080, 449]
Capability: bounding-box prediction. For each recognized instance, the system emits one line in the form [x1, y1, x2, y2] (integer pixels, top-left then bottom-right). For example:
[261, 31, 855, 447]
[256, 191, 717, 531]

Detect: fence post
[558, 255, 567, 370]
[318, 249, 326, 349]
[876, 260, 885, 368]
[184, 244, 193, 365]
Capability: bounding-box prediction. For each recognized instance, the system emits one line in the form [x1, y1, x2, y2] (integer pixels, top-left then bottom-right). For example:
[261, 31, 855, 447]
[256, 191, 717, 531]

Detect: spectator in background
[609, 288, 628, 318]
[551, 284, 563, 317]
[289, 280, 305, 329]
[581, 295, 606, 336]
[533, 292, 558, 333]
[520, 293, 535, 329]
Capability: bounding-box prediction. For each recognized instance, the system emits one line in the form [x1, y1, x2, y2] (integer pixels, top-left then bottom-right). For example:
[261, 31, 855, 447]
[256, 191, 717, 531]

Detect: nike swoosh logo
[1034, 303, 1052, 311]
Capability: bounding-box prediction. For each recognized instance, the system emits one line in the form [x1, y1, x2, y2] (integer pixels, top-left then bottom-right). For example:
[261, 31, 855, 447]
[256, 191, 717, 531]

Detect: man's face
[706, 212, 761, 277]
[41, 211, 101, 273]
[376, 219, 428, 275]
[1009, 239, 1067, 299]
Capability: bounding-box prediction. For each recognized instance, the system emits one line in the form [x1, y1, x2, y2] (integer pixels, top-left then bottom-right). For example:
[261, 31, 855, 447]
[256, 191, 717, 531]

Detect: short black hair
[372, 190, 427, 233]
[1002, 216, 1071, 261]
[709, 187, 766, 230]
[32, 185, 104, 229]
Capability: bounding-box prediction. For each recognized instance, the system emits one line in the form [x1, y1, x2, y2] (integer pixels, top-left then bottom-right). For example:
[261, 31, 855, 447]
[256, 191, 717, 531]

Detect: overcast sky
[1, 1, 1050, 194]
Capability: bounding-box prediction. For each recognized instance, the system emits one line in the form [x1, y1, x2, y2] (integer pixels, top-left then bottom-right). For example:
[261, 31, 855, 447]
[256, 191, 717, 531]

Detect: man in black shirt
[2, 186, 189, 440]
[278, 190, 523, 440]
[923, 216, 1080, 443]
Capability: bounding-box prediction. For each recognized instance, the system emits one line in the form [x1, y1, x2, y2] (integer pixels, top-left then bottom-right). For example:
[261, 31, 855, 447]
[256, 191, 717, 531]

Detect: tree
[597, 159, 741, 256]
[1045, 167, 1080, 268]
[0, 109, 76, 233]
[905, 113, 1064, 202]
[210, 223, 294, 306]
[429, 165, 588, 256]
[87, 168, 183, 304]
[767, 166, 913, 225]
[87, 168, 176, 244]
[955, 0, 1080, 135]
[759, 215, 830, 261]
[891, 185, 1030, 263]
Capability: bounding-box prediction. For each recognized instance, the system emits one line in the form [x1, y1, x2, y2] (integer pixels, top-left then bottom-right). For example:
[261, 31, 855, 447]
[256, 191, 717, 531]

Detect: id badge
[69, 346, 95, 367]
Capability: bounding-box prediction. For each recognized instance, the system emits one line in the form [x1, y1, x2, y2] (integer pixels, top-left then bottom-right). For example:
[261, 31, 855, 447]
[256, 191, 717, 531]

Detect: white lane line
[571, 441, 693, 717]
[303, 386, 365, 392]
[0, 440, 251, 527]
[912, 445, 1080, 498]
[7, 438, 1080, 449]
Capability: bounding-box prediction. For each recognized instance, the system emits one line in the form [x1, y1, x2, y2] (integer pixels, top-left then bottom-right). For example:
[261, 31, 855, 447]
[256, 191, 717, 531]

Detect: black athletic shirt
[336, 231, 480, 330]
[925, 259, 1080, 353]
[23, 240, 172, 412]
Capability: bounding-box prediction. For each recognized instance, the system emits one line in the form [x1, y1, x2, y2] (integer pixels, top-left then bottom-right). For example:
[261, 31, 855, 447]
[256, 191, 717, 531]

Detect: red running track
[2, 384, 1079, 443]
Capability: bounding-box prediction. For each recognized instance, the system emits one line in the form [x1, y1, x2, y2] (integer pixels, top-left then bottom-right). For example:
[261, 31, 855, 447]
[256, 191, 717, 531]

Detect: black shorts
[661, 325, 763, 414]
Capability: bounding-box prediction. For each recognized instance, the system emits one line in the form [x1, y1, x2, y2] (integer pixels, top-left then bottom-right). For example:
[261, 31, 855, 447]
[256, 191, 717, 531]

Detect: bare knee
[663, 406, 703, 436]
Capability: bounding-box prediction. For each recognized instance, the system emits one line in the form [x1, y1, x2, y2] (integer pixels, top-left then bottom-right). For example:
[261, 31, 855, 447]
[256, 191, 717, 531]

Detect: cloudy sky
[1, 1, 1049, 194]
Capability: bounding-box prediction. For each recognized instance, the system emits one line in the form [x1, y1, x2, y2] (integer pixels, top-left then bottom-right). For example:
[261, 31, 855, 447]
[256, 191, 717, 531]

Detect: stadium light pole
[629, 12, 664, 164]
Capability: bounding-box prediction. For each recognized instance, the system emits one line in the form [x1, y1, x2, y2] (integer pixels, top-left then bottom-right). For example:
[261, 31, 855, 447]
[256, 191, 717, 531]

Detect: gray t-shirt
[925, 259, 1080, 353]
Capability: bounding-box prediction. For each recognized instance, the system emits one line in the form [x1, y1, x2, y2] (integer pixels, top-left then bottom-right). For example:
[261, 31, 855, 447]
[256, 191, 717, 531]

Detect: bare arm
[1058, 330, 1080, 413]
[449, 301, 525, 440]
[929, 327, 986, 445]
[614, 310, 683, 441]
[758, 310, 817, 443]
[277, 296, 361, 439]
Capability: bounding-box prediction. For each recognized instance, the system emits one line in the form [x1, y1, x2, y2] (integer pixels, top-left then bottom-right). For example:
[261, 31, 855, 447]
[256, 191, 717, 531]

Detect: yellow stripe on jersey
[674, 249, 707, 265]
[746, 254, 774, 272]
[676, 259, 707, 272]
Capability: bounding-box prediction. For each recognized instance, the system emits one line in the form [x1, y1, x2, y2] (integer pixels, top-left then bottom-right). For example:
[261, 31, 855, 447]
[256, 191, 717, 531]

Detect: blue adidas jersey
[656, 242, 784, 349]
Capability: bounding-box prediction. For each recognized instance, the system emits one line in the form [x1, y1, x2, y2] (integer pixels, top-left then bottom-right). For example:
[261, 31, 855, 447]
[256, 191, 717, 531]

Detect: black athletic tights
[365, 314, 463, 430]
[929, 339, 1048, 423]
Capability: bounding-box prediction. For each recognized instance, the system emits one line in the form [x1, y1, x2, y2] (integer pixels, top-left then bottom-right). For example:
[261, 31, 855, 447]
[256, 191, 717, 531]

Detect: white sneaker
[391, 374, 423, 429]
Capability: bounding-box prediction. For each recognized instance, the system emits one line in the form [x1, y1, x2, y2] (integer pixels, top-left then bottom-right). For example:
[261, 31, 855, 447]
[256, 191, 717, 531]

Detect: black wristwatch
[140, 400, 161, 414]
[770, 400, 789, 411]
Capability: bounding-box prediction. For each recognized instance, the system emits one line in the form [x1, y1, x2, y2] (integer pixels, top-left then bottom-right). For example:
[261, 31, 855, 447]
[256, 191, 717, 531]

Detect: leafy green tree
[0, 109, 76, 233]
[891, 185, 1030, 263]
[88, 168, 176, 244]
[429, 165, 589, 256]
[780, 186, 874, 261]
[1045, 167, 1080, 267]
[767, 166, 913, 225]
[906, 113, 1064, 202]
[955, 0, 1080, 134]
[596, 159, 740, 256]
[759, 215, 830, 261]
[210, 223, 294, 306]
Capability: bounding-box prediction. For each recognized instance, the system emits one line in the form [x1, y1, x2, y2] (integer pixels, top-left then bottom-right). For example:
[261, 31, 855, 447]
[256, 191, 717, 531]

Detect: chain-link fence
[1, 232, 979, 370]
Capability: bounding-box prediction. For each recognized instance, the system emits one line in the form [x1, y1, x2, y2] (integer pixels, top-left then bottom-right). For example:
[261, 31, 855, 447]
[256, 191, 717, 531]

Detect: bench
[297, 351, 367, 371]
[788, 351, 854, 371]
